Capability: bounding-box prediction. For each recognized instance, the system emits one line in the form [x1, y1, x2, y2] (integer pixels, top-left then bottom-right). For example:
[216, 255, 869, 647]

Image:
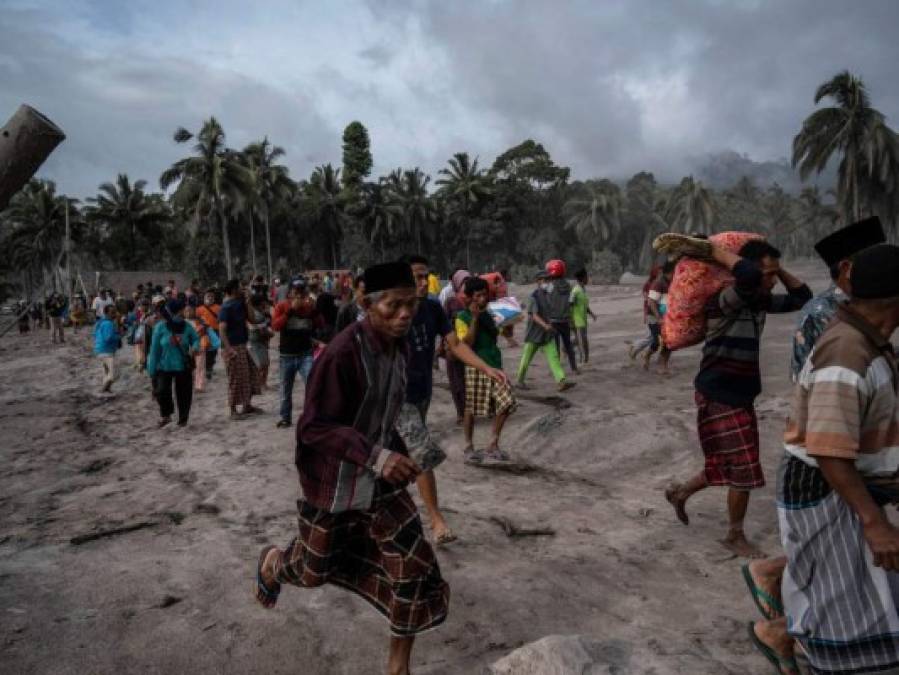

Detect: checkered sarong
[696, 391, 764, 490]
[224, 343, 260, 408]
[464, 366, 517, 418]
[273, 486, 449, 637]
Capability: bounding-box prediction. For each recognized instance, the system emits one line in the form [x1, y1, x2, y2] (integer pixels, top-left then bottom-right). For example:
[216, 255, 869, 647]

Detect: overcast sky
[3, 0, 898, 199]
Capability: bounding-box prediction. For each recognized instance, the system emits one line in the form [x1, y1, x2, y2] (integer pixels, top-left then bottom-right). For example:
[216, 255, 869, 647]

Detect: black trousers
[155, 370, 193, 422]
[206, 348, 217, 376]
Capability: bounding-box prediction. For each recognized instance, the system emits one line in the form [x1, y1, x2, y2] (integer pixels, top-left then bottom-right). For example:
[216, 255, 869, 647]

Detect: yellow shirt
[428, 273, 441, 296]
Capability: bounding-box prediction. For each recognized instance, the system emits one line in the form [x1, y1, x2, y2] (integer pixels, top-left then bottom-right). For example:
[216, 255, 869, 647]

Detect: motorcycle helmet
[545, 259, 567, 278]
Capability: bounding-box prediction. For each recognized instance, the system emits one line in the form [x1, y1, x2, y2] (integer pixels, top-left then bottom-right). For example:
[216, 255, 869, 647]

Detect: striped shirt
[784, 305, 899, 477]
[694, 259, 812, 407]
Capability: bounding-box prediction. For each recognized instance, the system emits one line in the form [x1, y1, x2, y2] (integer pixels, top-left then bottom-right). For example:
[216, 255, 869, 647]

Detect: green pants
[517, 341, 566, 384]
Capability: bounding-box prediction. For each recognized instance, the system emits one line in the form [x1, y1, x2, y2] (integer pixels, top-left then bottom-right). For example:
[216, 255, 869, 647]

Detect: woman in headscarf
[440, 269, 472, 423]
[147, 298, 200, 428]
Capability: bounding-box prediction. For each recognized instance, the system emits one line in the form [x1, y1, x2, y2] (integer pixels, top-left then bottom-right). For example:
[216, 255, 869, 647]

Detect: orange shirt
[197, 304, 220, 331]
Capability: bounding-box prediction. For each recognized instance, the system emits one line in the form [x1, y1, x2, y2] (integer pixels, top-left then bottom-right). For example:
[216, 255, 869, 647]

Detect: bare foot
[721, 531, 765, 558]
[665, 483, 689, 525]
[430, 515, 457, 546]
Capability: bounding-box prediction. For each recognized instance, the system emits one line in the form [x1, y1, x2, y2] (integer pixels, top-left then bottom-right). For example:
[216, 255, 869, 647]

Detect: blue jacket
[147, 320, 199, 376]
[93, 318, 120, 355]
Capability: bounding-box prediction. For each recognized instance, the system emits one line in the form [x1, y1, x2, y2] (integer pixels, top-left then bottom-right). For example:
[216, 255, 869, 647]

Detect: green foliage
[341, 121, 373, 189]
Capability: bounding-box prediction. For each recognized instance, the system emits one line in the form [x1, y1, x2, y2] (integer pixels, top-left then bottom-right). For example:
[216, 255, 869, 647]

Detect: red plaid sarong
[695, 391, 764, 490]
[272, 486, 449, 637]
[224, 344, 259, 408]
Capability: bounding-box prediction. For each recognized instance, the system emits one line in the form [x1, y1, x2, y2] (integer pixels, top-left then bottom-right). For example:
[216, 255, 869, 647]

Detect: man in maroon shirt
[254, 262, 447, 675]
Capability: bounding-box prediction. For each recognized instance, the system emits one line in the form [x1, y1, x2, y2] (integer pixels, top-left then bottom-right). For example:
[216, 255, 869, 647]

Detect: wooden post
[0, 105, 66, 210]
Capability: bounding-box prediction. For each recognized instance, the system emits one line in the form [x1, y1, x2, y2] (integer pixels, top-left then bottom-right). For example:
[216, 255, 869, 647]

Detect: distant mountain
[687, 150, 836, 194]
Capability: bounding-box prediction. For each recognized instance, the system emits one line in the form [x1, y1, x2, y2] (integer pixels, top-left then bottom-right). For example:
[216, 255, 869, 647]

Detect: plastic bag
[661, 231, 762, 351]
[488, 297, 523, 328]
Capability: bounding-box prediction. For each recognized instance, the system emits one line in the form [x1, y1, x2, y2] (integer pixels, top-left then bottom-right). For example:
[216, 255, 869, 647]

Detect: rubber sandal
[741, 563, 784, 620]
[254, 545, 281, 609]
[747, 621, 799, 675]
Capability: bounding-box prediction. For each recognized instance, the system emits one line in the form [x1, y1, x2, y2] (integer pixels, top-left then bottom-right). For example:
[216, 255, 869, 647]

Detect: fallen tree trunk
[0, 104, 66, 210]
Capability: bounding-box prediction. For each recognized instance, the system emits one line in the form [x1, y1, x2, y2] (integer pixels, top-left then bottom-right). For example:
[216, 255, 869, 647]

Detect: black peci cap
[814, 216, 885, 268]
[363, 262, 415, 293]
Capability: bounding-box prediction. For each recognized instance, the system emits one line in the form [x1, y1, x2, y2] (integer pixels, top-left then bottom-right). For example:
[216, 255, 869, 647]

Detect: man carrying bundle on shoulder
[661, 235, 812, 557]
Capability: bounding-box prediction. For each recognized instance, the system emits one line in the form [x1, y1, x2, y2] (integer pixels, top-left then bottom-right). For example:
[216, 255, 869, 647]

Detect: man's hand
[485, 367, 510, 387]
[291, 297, 303, 311]
[864, 519, 899, 571]
[380, 453, 421, 485]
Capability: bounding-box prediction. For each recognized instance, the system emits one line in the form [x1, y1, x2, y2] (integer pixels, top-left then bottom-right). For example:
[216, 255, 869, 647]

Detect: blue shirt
[93, 317, 120, 355]
[217, 298, 248, 346]
[405, 299, 451, 404]
[146, 321, 199, 375]
[790, 285, 845, 381]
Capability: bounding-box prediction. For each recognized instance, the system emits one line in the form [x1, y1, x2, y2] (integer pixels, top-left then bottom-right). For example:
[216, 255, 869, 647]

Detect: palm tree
[436, 153, 492, 269]
[159, 118, 251, 279]
[242, 138, 294, 278]
[306, 164, 347, 270]
[387, 168, 435, 254]
[2, 179, 79, 290]
[355, 182, 403, 261]
[792, 71, 897, 224]
[666, 176, 715, 235]
[85, 174, 169, 269]
[563, 179, 622, 248]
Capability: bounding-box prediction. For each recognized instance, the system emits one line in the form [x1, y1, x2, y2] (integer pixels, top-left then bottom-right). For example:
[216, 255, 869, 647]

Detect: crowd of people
[11, 219, 899, 674]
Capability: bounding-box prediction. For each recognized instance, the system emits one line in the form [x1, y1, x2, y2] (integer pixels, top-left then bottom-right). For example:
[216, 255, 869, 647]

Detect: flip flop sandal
[747, 621, 800, 675]
[254, 545, 281, 609]
[741, 563, 784, 620]
[484, 449, 511, 462]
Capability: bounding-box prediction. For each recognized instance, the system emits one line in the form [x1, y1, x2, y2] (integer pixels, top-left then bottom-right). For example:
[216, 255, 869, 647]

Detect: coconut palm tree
[436, 153, 492, 269]
[563, 179, 622, 249]
[159, 118, 252, 279]
[391, 168, 435, 254]
[242, 138, 294, 278]
[2, 179, 79, 289]
[666, 176, 715, 235]
[306, 164, 347, 270]
[792, 70, 897, 224]
[85, 174, 170, 269]
[355, 182, 403, 261]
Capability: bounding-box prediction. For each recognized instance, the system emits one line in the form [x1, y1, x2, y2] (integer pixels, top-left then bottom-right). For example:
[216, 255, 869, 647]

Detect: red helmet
[545, 259, 566, 278]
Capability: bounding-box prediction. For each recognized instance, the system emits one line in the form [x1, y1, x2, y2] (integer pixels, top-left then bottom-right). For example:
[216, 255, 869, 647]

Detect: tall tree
[563, 179, 622, 249]
[436, 152, 492, 269]
[159, 118, 251, 279]
[306, 164, 347, 269]
[666, 176, 715, 235]
[396, 168, 436, 254]
[341, 121, 373, 190]
[85, 174, 170, 269]
[792, 70, 897, 224]
[242, 138, 294, 278]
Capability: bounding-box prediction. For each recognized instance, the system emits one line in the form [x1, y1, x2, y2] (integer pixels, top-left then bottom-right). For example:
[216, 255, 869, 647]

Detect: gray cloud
[2, 1, 897, 200]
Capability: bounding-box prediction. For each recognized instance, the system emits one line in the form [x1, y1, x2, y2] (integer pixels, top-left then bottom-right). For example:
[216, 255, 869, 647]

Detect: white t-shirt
[92, 296, 113, 315]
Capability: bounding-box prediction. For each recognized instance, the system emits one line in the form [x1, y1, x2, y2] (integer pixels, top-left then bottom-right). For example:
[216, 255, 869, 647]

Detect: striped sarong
[224, 344, 259, 408]
[696, 391, 764, 490]
[273, 486, 449, 637]
[778, 454, 899, 673]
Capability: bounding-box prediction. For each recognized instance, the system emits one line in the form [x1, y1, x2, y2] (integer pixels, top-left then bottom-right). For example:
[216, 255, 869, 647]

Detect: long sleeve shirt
[695, 259, 812, 407]
[296, 318, 409, 513]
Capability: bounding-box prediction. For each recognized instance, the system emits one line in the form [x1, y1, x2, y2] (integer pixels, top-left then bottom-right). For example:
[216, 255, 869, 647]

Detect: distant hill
[687, 150, 836, 194]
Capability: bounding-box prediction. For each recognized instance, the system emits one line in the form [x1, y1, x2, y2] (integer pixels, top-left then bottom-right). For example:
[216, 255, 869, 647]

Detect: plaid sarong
[778, 454, 899, 673]
[273, 486, 449, 637]
[695, 391, 764, 490]
[464, 366, 517, 418]
[224, 344, 260, 408]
